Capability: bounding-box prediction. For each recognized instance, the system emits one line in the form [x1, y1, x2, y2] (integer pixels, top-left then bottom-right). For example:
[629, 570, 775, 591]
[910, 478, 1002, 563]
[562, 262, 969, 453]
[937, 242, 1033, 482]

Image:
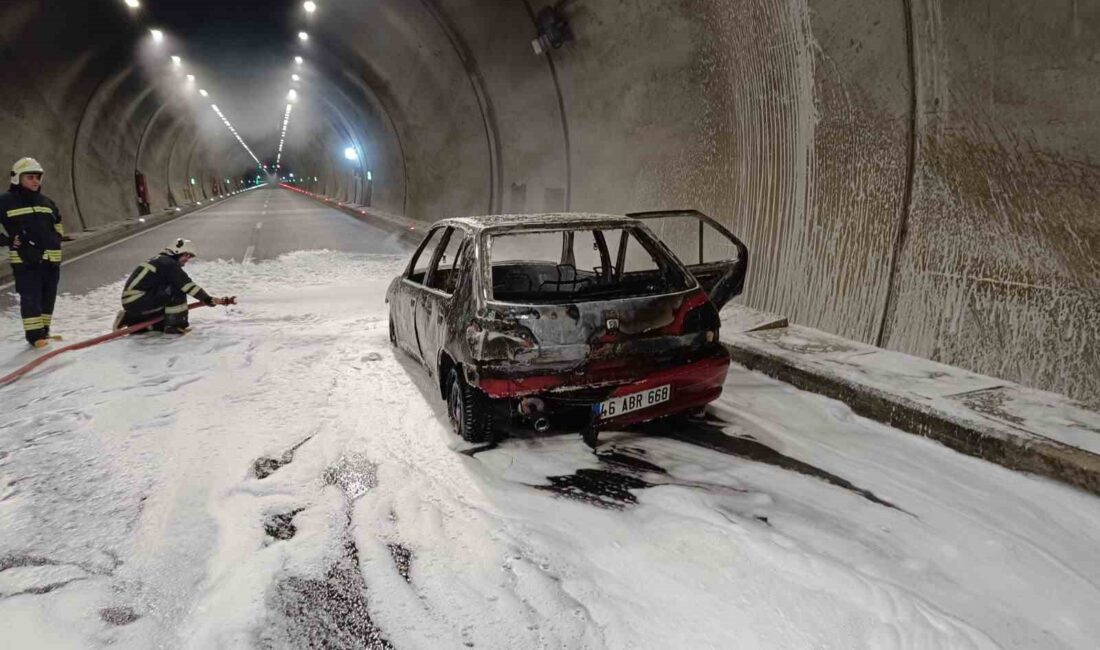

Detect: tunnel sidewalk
[719, 304, 1100, 497]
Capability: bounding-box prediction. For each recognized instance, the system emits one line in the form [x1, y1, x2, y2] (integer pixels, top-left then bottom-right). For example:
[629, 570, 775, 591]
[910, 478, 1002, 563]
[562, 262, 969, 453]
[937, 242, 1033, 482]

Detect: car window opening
[407, 227, 445, 285]
[489, 227, 689, 303]
[427, 229, 467, 294]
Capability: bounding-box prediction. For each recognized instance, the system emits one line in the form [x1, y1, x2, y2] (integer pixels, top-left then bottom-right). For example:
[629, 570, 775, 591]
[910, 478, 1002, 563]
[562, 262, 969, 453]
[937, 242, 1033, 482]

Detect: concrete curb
[724, 341, 1100, 497]
[0, 192, 245, 286]
[280, 186, 427, 247]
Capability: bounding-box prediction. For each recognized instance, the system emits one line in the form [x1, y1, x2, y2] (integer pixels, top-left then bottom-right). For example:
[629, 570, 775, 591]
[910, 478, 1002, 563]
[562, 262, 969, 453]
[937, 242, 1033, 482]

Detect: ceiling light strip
[275, 103, 293, 167]
[211, 104, 262, 166]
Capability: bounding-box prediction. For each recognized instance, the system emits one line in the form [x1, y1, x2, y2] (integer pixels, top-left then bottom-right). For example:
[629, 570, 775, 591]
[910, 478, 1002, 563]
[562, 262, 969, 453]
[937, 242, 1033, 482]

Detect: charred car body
[386, 210, 748, 446]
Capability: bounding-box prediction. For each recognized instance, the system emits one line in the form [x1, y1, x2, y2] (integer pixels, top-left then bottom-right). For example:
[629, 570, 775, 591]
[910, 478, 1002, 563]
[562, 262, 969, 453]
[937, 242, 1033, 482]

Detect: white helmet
[165, 238, 198, 257]
[10, 157, 45, 185]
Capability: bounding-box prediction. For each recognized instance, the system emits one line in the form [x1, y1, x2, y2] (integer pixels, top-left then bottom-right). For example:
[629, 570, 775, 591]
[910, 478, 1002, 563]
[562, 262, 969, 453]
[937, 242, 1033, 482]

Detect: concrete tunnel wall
[0, 0, 1097, 406]
[0, 0, 249, 231]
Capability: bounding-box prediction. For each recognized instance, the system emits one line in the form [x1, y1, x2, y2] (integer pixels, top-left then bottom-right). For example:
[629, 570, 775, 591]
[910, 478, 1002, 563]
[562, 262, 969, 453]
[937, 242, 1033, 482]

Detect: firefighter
[114, 238, 234, 334]
[0, 158, 64, 348]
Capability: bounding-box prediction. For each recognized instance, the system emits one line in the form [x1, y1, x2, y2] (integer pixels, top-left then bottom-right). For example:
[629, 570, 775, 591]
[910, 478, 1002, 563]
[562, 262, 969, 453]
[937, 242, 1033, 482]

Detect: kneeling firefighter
[0, 157, 64, 348]
[114, 239, 234, 334]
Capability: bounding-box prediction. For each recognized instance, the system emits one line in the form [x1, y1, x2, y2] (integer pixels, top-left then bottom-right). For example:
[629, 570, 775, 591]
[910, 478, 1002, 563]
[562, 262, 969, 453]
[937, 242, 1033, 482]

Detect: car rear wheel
[389, 318, 396, 346]
[446, 368, 494, 443]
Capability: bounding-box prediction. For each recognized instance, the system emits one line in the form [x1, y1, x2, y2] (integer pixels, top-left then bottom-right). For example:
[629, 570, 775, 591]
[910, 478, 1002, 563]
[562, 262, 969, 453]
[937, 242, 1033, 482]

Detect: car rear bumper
[478, 345, 730, 431]
[595, 347, 729, 428]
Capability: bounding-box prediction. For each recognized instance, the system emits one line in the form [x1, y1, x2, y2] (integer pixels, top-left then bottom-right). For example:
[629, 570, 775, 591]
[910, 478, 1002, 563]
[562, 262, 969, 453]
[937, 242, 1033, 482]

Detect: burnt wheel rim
[448, 379, 463, 434]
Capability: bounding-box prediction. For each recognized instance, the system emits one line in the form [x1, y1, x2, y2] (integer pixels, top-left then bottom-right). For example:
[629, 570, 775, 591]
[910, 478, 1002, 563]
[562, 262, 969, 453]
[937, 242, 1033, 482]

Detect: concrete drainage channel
[0, 192, 247, 287]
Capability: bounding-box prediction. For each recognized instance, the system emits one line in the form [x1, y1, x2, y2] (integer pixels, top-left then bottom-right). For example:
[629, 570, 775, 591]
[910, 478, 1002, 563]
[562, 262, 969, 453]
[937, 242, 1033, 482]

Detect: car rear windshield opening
[489, 227, 689, 303]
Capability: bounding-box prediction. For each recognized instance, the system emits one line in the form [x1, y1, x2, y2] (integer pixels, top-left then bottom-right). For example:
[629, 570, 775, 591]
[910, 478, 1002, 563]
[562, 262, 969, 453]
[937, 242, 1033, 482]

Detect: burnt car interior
[489, 227, 692, 303]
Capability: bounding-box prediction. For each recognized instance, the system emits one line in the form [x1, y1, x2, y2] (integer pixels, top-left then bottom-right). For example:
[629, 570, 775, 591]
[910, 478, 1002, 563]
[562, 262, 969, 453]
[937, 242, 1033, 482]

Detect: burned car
[386, 210, 748, 446]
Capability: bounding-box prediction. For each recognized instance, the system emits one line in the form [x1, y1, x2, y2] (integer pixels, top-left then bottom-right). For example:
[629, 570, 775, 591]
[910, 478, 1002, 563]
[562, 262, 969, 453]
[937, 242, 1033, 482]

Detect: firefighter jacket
[121, 253, 214, 309]
[0, 185, 63, 266]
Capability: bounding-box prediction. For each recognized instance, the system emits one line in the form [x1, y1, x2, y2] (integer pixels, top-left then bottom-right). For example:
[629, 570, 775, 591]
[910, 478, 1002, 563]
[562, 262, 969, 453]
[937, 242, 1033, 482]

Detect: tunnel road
[0, 187, 410, 309]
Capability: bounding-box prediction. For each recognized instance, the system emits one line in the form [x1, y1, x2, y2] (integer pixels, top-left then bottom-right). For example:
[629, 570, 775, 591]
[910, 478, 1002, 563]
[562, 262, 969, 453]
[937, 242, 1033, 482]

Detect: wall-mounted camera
[531, 3, 573, 55]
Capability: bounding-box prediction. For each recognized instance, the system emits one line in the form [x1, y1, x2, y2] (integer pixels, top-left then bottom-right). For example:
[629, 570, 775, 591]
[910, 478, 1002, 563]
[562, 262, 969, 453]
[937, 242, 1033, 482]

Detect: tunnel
[1, 0, 1097, 408]
[4, 2, 1100, 646]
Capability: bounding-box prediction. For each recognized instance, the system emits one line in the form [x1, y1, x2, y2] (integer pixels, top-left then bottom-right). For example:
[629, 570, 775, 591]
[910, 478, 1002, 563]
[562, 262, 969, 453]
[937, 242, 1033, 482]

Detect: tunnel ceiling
[2, 0, 1098, 408]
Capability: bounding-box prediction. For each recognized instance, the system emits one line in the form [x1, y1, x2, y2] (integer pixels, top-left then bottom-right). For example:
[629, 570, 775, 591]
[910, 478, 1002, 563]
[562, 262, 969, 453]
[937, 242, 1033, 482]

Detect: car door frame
[415, 226, 470, 377]
[395, 225, 447, 358]
[627, 209, 749, 310]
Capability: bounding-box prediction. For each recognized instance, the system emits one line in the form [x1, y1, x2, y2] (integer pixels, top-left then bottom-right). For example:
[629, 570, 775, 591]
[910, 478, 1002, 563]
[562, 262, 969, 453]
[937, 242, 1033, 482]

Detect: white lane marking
[0, 197, 240, 292]
[242, 221, 263, 264]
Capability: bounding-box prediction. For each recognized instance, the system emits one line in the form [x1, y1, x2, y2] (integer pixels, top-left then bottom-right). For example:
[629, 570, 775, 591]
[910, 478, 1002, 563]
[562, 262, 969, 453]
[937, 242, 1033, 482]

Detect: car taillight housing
[681, 300, 721, 342]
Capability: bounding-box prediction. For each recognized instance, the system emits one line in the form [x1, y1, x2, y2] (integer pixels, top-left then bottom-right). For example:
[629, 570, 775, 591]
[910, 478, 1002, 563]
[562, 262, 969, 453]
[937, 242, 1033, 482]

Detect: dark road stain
[100, 606, 140, 626]
[597, 449, 667, 474]
[252, 434, 316, 480]
[265, 509, 305, 541]
[651, 419, 910, 514]
[2, 578, 88, 599]
[264, 536, 393, 649]
[458, 442, 498, 457]
[539, 469, 653, 509]
[0, 555, 58, 572]
[387, 544, 412, 583]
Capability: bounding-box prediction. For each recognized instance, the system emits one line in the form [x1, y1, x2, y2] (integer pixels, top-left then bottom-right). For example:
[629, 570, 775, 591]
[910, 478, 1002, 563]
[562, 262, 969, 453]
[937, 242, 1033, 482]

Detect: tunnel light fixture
[298, 31, 310, 42]
[150, 29, 164, 43]
[344, 147, 358, 161]
[210, 104, 262, 167]
[287, 89, 298, 102]
[199, 89, 209, 97]
[367, 170, 372, 181]
[125, 0, 140, 8]
[291, 74, 300, 82]
[294, 56, 304, 65]
[186, 74, 196, 83]
[171, 55, 182, 66]
[304, 1, 318, 13]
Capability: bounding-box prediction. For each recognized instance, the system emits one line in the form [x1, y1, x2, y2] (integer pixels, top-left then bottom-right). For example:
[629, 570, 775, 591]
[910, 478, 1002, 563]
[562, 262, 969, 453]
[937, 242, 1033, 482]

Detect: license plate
[596, 385, 671, 419]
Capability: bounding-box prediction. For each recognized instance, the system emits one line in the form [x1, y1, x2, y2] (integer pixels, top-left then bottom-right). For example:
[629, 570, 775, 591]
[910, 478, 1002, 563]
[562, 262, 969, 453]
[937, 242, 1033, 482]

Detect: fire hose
[0, 300, 226, 387]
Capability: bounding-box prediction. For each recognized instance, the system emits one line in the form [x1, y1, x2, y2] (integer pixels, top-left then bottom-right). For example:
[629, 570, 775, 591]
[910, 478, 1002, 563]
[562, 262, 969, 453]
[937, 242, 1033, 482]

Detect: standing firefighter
[0, 158, 64, 348]
[114, 239, 234, 334]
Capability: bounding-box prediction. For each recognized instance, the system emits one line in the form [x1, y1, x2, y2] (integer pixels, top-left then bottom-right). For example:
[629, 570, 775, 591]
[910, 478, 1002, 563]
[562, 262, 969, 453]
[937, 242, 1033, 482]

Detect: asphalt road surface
[0, 187, 410, 308]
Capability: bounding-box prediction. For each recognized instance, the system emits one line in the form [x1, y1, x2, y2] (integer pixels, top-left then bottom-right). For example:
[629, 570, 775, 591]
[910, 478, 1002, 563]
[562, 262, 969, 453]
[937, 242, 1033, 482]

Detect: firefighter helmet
[165, 238, 198, 258]
[10, 157, 45, 185]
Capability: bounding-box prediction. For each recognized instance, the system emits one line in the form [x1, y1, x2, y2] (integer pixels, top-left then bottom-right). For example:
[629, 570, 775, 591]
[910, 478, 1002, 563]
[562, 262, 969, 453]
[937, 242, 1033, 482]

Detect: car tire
[389, 318, 397, 346]
[447, 368, 494, 443]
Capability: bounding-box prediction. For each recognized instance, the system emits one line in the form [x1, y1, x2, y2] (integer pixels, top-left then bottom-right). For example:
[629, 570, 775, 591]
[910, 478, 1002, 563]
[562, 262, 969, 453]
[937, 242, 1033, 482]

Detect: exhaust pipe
[533, 417, 551, 433]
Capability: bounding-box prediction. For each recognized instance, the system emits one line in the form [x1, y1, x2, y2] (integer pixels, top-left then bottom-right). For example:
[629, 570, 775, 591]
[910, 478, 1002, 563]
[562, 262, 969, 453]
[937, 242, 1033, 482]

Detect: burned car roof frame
[474, 219, 696, 308]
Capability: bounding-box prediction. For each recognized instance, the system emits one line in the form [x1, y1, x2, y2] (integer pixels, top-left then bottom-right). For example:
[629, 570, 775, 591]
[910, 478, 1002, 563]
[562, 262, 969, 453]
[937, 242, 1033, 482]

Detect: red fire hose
[0, 301, 210, 387]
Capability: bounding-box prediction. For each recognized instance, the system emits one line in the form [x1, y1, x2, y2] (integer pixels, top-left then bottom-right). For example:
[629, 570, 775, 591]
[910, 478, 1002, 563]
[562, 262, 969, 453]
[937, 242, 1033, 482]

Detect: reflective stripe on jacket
[0, 187, 64, 265]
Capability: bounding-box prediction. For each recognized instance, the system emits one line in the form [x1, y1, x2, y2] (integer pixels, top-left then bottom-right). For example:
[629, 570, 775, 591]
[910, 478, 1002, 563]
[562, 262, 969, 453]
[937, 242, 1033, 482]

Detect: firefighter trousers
[12, 262, 60, 344]
[118, 285, 190, 332]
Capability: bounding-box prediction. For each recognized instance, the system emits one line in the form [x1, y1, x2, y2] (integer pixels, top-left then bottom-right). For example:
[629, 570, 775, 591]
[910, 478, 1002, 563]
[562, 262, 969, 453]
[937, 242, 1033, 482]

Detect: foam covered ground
[1, 252, 1098, 649]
